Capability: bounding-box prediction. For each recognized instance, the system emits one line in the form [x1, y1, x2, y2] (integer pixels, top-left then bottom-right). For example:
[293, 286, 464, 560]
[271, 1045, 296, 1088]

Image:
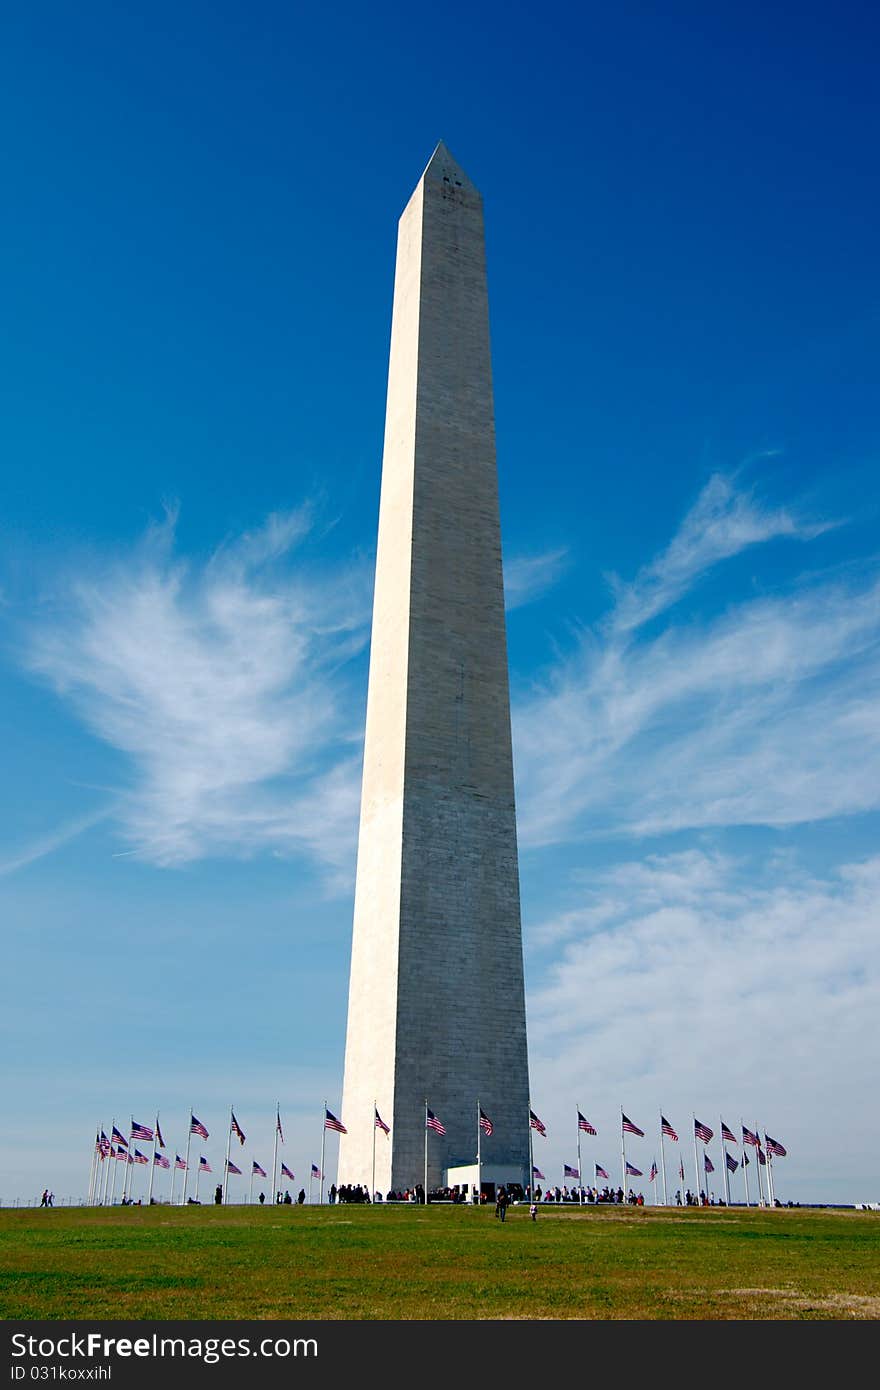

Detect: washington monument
[338, 143, 530, 1194]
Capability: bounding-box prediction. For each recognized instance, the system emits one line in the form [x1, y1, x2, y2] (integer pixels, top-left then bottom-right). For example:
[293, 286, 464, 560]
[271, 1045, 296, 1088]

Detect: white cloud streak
[0, 805, 111, 877]
[504, 547, 569, 610]
[24, 510, 370, 873]
[526, 849, 880, 1198]
[513, 475, 878, 846]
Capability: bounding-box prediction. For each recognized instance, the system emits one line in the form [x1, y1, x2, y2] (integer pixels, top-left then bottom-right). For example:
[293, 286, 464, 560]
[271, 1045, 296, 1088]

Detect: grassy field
[1, 1203, 878, 1320]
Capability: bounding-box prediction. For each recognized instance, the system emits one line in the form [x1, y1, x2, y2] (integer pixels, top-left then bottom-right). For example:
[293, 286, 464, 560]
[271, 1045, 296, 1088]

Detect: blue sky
[2, 1, 878, 1206]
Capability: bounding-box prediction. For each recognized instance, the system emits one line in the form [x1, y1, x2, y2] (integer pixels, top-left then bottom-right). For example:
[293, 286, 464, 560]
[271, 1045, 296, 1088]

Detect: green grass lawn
[2, 1203, 878, 1320]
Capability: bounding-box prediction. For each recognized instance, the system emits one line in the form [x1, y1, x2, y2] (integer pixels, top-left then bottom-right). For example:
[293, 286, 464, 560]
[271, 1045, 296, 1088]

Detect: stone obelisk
[338, 143, 530, 1195]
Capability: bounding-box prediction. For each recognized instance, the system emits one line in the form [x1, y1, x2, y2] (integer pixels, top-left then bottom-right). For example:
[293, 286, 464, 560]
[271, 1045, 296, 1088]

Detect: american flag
[98, 1132, 111, 1157]
[721, 1121, 737, 1144]
[133, 1148, 149, 1164]
[426, 1108, 446, 1135]
[154, 1151, 170, 1169]
[252, 1161, 267, 1177]
[276, 1109, 284, 1141]
[661, 1116, 679, 1141]
[742, 1125, 759, 1147]
[532, 1165, 545, 1181]
[281, 1163, 295, 1180]
[175, 1155, 187, 1170]
[530, 1109, 546, 1136]
[726, 1152, 739, 1172]
[230, 1112, 246, 1145]
[564, 1164, 579, 1179]
[578, 1111, 597, 1135]
[650, 1161, 658, 1181]
[108, 1146, 116, 1160]
[595, 1164, 610, 1180]
[758, 1148, 766, 1166]
[704, 1153, 714, 1173]
[375, 1108, 390, 1136]
[679, 1157, 685, 1180]
[114, 1147, 128, 1161]
[131, 1119, 153, 1142]
[479, 1108, 493, 1138]
[622, 1113, 644, 1137]
[765, 1134, 787, 1157]
[311, 1163, 322, 1179]
[324, 1108, 347, 1134]
[694, 1118, 713, 1143]
[111, 1126, 128, 1148]
[190, 1114, 209, 1139]
[625, 1161, 643, 1177]
[156, 1119, 165, 1148]
[199, 1157, 212, 1172]
[743, 1152, 750, 1166]
[226, 1159, 242, 1176]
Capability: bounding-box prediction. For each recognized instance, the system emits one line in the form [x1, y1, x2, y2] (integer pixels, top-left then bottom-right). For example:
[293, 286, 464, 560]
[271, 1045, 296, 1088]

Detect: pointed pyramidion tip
[421, 140, 479, 196]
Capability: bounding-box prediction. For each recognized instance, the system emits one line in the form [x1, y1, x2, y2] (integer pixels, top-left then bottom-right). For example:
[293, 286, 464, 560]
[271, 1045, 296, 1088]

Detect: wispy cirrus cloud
[0, 805, 112, 878]
[23, 507, 370, 874]
[513, 475, 878, 846]
[526, 848, 880, 1197]
[607, 472, 831, 634]
[504, 547, 569, 611]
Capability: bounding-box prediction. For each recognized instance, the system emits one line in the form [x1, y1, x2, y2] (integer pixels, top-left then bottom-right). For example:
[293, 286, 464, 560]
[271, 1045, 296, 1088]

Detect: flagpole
[122, 1121, 131, 1203]
[195, 1159, 201, 1203]
[249, 1165, 254, 1207]
[576, 1106, 582, 1205]
[372, 1101, 377, 1204]
[764, 1133, 775, 1206]
[652, 1162, 658, 1206]
[320, 1101, 327, 1205]
[272, 1103, 280, 1207]
[740, 1120, 750, 1207]
[109, 1144, 120, 1207]
[659, 1115, 668, 1206]
[721, 1117, 731, 1207]
[147, 1112, 158, 1206]
[692, 1115, 700, 1203]
[182, 1108, 193, 1206]
[88, 1130, 99, 1206]
[754, 1124, 765, 1207]
[101, 1123, 114, 1206]
[123, 1123, 132, 1200]
[170, 1154, 177, 1208]
[100, 1133, 111, 1206]
[620, 1107, 626, 1198]
[476, 1098, 481, 1201]
[223, 1107, 233, 1205]
[528, 1104, 534, 1199]
[424, 1100, 428, 1204]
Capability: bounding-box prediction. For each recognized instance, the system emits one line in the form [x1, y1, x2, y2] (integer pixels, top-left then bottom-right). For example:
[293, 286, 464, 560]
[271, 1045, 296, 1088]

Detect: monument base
[445, 1163, 526, 1201]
